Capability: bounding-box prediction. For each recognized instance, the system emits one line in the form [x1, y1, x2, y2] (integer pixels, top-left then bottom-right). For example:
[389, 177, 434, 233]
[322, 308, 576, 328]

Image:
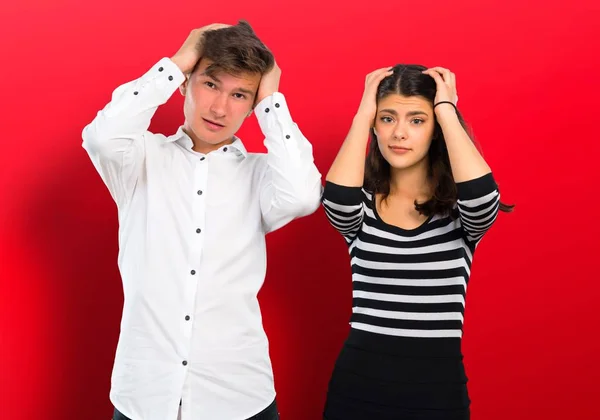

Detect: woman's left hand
[422, 67, 458, 114]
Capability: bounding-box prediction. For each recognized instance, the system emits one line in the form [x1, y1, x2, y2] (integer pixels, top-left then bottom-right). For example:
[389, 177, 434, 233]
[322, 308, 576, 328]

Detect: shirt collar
[167, 126, 248, 159]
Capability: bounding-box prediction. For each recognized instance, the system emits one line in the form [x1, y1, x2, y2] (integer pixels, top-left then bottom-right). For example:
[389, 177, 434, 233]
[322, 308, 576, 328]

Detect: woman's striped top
[322, 173, 500, 339]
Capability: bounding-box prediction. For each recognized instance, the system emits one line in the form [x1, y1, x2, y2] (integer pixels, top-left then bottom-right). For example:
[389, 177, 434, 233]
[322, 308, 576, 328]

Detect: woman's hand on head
[422, 67, 458, 114]
[356, 67, 394, 124]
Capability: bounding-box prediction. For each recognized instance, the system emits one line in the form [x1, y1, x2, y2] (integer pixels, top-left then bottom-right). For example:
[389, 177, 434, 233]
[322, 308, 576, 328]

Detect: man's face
[181, 58, 261, 146]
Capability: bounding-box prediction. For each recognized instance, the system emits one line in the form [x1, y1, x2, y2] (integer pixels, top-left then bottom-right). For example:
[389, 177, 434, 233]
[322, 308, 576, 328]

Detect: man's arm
[82, 24, 228, 207]
[255, 62, 323, 233]
[82, 58, 184, 205]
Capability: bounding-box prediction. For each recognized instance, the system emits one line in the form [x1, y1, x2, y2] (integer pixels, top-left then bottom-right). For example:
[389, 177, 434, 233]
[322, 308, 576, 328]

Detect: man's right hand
[170, 24, 231, 75]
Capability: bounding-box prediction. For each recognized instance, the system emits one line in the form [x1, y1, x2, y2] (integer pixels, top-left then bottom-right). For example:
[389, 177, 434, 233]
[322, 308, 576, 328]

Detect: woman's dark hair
[364, 64, 514, 216]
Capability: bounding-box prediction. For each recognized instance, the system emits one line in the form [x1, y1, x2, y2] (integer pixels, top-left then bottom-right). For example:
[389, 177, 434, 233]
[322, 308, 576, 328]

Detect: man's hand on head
[170, 24, 231, 75]
[255, 61, 281, 105]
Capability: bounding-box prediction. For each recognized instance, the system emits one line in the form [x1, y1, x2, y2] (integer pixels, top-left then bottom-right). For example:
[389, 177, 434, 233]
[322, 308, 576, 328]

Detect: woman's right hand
[355, 67, 394, 124]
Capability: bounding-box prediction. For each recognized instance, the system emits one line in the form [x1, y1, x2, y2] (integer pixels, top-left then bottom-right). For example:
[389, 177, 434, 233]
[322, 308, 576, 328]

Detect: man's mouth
[202, 118, 225, 130]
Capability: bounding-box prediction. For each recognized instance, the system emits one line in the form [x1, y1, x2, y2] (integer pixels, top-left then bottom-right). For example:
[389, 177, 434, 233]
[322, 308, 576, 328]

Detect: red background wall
[1, 0, 599, 418]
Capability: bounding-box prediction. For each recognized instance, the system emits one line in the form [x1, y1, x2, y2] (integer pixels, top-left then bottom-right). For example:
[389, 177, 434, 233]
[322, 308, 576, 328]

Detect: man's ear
[179, 75, 190, 96]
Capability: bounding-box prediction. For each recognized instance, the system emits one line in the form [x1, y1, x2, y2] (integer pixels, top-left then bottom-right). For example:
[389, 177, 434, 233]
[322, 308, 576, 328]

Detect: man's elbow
[81, 122, 104, 156]
[291, 181, 323, 218]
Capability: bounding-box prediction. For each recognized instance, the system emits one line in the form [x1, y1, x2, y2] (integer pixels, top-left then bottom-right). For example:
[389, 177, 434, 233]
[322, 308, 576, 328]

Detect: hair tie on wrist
[433, 101, 457, 111]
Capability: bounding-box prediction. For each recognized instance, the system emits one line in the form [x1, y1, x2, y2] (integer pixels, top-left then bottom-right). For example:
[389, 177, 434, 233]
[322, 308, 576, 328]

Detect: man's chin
[193, 127, 234, 145]
[204, 136, 232, 145]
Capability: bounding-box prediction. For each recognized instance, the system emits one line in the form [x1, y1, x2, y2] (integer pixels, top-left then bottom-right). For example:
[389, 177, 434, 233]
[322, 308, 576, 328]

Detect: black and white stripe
[322, 173, 500, 339]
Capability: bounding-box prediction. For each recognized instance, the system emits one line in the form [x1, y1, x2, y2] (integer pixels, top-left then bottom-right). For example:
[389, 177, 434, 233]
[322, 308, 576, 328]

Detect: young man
[82, 21, 322, 420]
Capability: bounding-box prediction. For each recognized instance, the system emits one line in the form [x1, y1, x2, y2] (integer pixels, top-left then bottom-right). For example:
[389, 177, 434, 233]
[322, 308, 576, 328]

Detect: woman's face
[374, 94, 436, 170]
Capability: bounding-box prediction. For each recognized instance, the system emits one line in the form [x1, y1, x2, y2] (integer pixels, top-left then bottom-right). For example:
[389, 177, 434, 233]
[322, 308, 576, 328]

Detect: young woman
[321, 64, 513, 420]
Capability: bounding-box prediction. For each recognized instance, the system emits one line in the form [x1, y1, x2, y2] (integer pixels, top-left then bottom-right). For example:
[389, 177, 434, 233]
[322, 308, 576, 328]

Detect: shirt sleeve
[255, 92, 323, 233]
[81, 57, 185, 207]
[456, 172, 501, 245]
[321, 181, 365, 245]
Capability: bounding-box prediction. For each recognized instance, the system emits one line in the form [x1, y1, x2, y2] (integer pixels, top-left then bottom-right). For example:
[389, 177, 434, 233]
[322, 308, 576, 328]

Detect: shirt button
[197, 190, 203, 195]
[200, 157, 206, 161]
[133, 91, 139, 95]
[285, 135, 290, 139]
[223, 147, 228, 152]
[182, 360, 188, 366]
[158, 66, 164, 72]
[185, 315, 191, 321]
[168, 75, 174, 81]
[275, 103, 280, 108]
[196, 228, 201, 233]
[265, 108, 270, 113]
[190, 270, 196, 275]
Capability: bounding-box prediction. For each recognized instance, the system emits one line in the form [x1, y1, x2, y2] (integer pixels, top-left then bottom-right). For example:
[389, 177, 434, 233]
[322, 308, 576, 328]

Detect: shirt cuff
[254, 92, 294, 133]
[135, 57, 186, 100]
